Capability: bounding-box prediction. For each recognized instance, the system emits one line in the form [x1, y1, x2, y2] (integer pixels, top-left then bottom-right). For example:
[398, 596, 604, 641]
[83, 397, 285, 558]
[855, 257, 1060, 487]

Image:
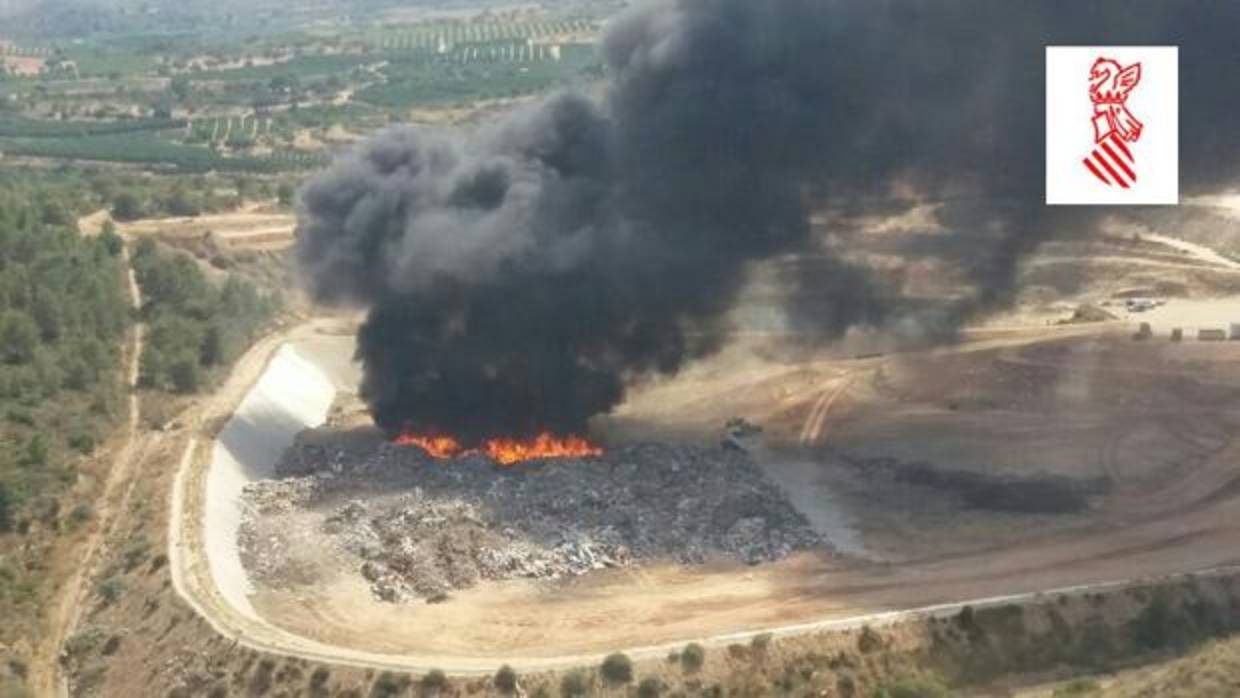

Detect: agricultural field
[356, 43, 600, 108]
[0, 130, 328, 172]
[0, 10, 605, 172]
[189, 54, 378, 83]
[362, 17, 597, 51]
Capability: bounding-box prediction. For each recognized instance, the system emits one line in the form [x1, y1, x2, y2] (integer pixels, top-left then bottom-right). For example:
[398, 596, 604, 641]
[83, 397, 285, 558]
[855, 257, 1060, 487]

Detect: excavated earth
[239, 437, 823, 602]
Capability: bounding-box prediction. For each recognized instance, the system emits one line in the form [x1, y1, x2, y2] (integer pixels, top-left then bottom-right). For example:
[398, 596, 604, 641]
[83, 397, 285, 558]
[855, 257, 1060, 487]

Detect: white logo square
[1046, 46, 1178, 205]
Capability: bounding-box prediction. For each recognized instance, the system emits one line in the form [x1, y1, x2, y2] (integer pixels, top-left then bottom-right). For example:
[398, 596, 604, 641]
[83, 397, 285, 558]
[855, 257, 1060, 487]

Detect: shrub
[111, 191, 145, 221]
[6, 408, 33, 426]
[122, 538, 151, 571]
[637, 677, 662, 698]
[1131, 594, 1179, 650]
[100, 225, 125, 256]
[309, 666, 331, 688]
[751, 632, 773, 654]
[23, 434, 46, 467]
[371, 671, 412, 698]
[681, 643, 705, 673]
[600, 653, 633, 684]
[872, 677, 956, 698]
[494, 665, 518, 694]
[0, 482, 14, 532]
[857, 625, 883, 654]
[277, 182, 296, 206]
[168, 350, 202, 393]
[96, 576, 126, 605]
[101, 634, 122, 655]
[249, 658, 276, 696]
[560, 671, 589, 698]
[1052, 678, 1101, 696]
[0, 311, 38, 365]
[64, 627, 105, 657]
[420, 669, 448, 693]
[956, 606, 975, 629]
[67, 432, 96, 454]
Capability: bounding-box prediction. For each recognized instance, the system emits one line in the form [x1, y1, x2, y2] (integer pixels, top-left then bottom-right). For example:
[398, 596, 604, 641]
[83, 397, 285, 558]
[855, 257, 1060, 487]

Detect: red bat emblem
[1083, 57, 1142, 188]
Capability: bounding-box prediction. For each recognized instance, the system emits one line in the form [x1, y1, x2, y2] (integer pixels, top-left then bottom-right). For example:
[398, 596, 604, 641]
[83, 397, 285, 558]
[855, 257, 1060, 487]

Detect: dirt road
[154, 230, 1240, 677]
[1143, 233, 1240, 270]
[34, 237, 146, 698]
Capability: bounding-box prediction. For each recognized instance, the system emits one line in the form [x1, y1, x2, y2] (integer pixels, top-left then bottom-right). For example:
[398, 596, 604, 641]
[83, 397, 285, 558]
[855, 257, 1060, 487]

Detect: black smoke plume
[297, 0, 1240, 444]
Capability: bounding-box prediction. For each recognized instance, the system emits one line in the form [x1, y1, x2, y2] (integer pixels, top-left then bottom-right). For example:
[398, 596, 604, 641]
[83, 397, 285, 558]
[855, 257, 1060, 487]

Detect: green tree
[62, 355, 91, 391]
[170, 76, 192, 102]
[24, 434, 47, 466]
[111, 191, 145, 221]
[0, 481, 13, 531]
[637, 678, 662, 698]
[168, 350, 202, 393]
[494, 665, 518, 694]
[200, 323, 226, 367]
[1132, 595, 1181, 650]
[277, 182, 296, 207]
[31, 291, 64, 342]
[138, 343, 166, 388]
[99, 222, 124, 256]
[600, 653, 633, 684]
[420, 669, 448, 694]
[560, 671, 588, 698]
[162, 186, 201, 217]
[681, 643, 705, 673]
[0, 311, 38, 364]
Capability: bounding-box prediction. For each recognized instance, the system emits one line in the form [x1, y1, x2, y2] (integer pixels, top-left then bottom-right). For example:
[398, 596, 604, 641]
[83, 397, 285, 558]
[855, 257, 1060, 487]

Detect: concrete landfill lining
[205, 345, 338, 619]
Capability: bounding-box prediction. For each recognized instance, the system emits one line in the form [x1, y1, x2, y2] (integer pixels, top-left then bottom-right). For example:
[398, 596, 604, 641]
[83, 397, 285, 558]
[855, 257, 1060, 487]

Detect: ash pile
[239, 439, 823, 603]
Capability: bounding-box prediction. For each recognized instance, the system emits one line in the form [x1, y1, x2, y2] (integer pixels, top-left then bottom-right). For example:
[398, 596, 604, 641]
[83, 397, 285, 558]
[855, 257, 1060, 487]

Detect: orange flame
[480, 433, 603, 465]
[393, 431, 602, 465]
[392, 433, 465, 459]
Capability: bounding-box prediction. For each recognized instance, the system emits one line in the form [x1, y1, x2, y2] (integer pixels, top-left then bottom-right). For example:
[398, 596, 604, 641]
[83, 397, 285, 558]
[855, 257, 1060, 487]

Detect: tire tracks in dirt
[161, 322, 1240, 677]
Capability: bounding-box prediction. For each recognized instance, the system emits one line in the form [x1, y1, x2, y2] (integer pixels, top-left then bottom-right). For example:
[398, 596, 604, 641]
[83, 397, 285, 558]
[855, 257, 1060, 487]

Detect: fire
[393, 431, 602, 465]
[392, 433, 465, 459]
[480, 433, 603, 465]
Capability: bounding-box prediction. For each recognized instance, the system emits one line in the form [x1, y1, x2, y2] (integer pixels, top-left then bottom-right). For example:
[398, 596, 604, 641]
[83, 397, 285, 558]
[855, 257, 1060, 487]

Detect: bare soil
[162, 227, 1240, 671]
[241, 321, 1240, 659]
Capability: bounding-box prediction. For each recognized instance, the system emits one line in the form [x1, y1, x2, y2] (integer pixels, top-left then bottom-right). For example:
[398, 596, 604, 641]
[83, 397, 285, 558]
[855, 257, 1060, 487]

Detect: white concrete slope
[204, 345, 337, 619]
[169, 331, 1240, 676]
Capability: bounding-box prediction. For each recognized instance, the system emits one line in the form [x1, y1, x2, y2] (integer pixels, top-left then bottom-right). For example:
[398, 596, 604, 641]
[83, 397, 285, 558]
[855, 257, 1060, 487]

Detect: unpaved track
[160, 230, 1240, 677]
[1144, 233, 1240, 270]
[798, 373, 854, 446]
[164, 317, 1240, 676]
[38, 241, 145, 698]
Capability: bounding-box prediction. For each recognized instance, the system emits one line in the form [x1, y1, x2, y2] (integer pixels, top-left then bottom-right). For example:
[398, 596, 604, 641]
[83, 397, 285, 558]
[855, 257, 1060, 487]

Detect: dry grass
[1098, 637, 1240, 697]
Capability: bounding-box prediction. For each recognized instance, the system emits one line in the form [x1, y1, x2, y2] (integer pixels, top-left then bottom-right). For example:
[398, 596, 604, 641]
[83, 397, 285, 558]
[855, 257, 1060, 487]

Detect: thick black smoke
[297, 0, 1240, 444]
